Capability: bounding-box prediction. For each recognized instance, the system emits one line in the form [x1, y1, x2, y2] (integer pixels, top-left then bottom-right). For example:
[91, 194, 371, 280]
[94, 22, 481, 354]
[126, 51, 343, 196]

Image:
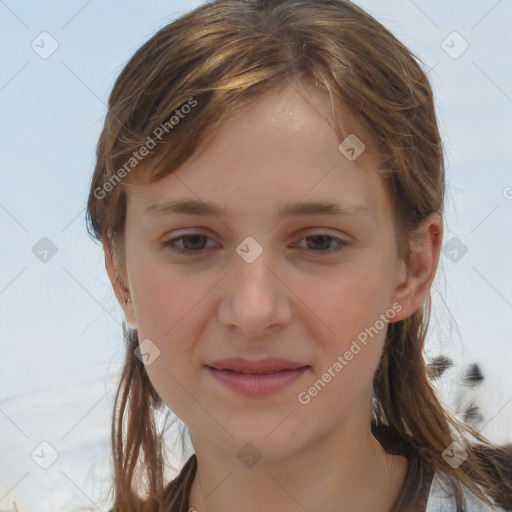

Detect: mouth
[208, 368, 305, 375]
[204, 358, 311, 396]
[205, 357, 310, 374]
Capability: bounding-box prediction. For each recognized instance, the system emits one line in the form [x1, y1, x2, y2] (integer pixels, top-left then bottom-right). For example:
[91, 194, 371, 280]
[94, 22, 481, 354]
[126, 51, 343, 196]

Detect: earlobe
[103, 243, 137, 329]
[389, 212, 443, 323]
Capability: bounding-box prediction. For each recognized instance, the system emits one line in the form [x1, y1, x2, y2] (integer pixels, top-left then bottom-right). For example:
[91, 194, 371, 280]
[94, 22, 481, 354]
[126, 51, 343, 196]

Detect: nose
[217, 245, 292, 338]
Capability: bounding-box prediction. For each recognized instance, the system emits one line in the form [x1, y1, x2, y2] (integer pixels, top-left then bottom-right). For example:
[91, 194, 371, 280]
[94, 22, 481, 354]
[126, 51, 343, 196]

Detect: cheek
[128, 247, 198, 337]
[299, 269, 390, 415]
[303, 256, 395, 394]
[317, 260, 393, 337]
[131, 263, 205, 421]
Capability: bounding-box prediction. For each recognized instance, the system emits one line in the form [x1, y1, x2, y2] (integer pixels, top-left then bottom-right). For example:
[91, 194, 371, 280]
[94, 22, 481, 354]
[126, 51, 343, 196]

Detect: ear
[103, 241, 137, 329]
[388, 212, 443, 323]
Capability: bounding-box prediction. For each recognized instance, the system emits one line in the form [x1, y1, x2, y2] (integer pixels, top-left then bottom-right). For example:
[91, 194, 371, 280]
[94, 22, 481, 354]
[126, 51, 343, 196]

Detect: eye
[160, 232, 351, 256]
[161, 234, 216, 255]
[295, 233, 350, 255]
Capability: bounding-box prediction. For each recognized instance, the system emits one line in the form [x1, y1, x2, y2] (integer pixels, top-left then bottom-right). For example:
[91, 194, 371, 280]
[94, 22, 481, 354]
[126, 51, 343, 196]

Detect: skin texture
[105, 83, 443, 512]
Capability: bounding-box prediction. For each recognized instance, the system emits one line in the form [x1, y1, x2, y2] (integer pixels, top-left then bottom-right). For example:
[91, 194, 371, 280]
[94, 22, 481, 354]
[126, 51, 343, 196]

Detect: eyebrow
[143, 198, 372, 220]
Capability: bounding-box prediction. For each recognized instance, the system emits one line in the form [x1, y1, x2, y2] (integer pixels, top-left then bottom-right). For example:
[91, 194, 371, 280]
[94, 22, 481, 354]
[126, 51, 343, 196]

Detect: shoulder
[425, 474, 510, 512]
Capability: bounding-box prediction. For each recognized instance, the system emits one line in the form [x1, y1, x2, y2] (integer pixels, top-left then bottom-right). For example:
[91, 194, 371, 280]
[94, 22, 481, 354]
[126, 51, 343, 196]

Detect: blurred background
[1, 1, 511, 510]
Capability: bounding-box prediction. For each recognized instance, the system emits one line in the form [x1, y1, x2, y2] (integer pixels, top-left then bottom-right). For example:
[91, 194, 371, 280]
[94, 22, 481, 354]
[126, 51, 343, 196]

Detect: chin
[214, 416, 307, 462]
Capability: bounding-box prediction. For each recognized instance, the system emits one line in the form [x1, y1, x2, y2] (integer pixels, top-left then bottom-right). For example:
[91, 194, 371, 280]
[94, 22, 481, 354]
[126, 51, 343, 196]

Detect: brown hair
[85, 1, 512, 511]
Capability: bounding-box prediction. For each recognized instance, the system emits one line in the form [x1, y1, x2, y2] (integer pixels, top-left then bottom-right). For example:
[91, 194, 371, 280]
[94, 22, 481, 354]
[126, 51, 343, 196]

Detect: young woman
[86, 1, 512, 511]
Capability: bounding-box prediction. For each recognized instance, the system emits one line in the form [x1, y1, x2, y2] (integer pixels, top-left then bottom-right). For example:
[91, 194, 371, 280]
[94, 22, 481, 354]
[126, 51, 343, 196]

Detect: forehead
[125, 84, 391, 226]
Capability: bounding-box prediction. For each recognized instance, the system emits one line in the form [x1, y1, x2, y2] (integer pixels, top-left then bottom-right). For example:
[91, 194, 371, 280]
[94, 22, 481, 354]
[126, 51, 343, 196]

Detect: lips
[206, 357, 310, 375]
[205, 359, 310, 397]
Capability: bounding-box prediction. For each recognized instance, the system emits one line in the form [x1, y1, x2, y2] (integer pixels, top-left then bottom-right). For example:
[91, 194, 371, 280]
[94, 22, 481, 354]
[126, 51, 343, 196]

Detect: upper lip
[206, 358, 309, 374]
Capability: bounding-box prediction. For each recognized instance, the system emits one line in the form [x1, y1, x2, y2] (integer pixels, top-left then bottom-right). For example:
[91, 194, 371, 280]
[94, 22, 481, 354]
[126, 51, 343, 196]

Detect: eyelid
[162, 232, 219, 253]
[160, 228, 352, 256]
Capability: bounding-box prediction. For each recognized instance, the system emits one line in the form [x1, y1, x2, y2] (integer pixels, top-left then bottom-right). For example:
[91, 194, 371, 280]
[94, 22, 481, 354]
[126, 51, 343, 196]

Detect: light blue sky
[1, 0, 511, 433]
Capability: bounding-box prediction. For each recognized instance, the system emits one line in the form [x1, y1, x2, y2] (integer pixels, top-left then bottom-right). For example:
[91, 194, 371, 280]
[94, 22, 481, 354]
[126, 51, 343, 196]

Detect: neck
[187, 417, 408, 512]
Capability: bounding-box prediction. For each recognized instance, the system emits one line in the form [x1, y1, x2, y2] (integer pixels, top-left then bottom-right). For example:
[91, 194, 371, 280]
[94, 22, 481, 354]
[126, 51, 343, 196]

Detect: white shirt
[425, 474, 510, 511]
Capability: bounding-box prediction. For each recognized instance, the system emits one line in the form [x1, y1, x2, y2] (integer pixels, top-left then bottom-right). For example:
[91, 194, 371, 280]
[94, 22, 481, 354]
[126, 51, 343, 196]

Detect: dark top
[164, 423, 435, 511]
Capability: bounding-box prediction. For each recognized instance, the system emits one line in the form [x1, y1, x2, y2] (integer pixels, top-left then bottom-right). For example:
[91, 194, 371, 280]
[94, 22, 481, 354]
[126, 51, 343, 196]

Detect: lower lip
[206, 366, 309, 397]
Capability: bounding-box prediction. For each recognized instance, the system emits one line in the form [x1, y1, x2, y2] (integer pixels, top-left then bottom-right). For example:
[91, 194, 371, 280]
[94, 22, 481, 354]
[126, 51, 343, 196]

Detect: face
[108, 83, 433, 462]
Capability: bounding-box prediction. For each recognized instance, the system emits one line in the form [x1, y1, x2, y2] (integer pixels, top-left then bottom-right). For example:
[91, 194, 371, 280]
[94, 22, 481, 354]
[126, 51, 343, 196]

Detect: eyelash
[160, 232, 351, 256]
